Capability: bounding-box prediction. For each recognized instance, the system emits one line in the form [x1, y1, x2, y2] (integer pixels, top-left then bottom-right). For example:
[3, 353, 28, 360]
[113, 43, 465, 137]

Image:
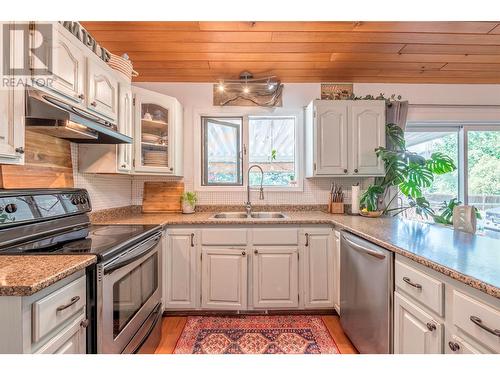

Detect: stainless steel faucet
[245, 165, 265, 216]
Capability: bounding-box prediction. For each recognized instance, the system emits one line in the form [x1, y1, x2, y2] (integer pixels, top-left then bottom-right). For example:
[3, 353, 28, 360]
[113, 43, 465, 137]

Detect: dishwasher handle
[342, 234, 386, 260]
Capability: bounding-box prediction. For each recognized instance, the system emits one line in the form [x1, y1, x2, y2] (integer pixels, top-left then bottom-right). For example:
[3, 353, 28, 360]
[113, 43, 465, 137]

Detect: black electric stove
[0, 222, 161, 261]
[0, 188, 163, 354]
[0, 188, 161, 260]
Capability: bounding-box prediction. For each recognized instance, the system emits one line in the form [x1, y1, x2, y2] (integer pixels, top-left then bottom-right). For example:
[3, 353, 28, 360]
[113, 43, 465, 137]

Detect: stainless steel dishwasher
[340, 231, 393, 354]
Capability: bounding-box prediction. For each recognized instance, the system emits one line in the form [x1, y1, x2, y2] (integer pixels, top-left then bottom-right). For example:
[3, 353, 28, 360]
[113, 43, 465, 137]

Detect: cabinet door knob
[80, 319, 89, 328]
[121, 164, 127, 168]
[90, 101, 97, 107]
[190, 233, 195, 247]
[343, 169, 348, 173]
[241, 251, 246, 256]
[254, 249, 258, 254]
[15, 147, 24, 154]
[305, 233, 309, 247]
[448, 341, 460, 352]
[78, 93, 85, 100]
[426, 322, 437, 331]
[354, 169, 359, 173]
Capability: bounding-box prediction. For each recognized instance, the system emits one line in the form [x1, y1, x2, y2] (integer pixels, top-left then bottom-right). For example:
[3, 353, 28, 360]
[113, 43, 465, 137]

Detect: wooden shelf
[142, 119, 168, 131]
[141, 141, 168, 148]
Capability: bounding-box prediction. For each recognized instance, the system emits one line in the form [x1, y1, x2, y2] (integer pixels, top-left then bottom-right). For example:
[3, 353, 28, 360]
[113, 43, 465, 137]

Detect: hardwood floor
[154, 314, 357, 354]
[155, 316, 187, 354]
[321, 315, 358, 354]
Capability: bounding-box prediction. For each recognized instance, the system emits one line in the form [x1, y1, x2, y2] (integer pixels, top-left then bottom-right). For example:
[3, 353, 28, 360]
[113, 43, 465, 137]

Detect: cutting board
[0, 130, 74, 189]
[142, 181, 184, 213]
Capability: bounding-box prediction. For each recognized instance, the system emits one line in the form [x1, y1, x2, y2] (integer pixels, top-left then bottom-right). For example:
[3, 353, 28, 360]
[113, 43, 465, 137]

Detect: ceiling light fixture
[213, 71, 284, 107]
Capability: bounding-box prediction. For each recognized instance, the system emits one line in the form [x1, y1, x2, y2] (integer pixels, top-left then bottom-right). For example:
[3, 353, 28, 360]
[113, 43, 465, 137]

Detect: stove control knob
[79, 196, 87, 205]
[5, 203, 17, 213]
[71, 196, 80, 205]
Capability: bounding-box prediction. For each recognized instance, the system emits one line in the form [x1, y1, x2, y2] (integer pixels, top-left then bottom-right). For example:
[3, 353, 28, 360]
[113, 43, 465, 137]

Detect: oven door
[97, 232, 162, 354]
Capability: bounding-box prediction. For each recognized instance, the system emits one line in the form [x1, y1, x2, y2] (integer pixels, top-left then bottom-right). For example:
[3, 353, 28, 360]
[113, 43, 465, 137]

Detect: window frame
[194, 108, 304, 192]
[405, 121, 500, 205]
[201, 116, 243, 187]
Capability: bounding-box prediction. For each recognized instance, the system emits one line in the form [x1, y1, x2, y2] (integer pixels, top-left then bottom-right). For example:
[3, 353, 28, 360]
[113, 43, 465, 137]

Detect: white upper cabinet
[32, 24, 86, 104]
[252, 247, 299, 309]
[349, 101, 386, 175]
[0, 22, 25, 165]
[87, 58, 119, 122]
[305, 100, 386, 177]
[312, 101, 348, 175]
[133, 86, 183, 175]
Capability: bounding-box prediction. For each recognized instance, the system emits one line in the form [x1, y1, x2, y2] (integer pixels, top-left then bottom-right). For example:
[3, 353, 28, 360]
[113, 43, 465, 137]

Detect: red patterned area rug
[173, 315, 339, 354]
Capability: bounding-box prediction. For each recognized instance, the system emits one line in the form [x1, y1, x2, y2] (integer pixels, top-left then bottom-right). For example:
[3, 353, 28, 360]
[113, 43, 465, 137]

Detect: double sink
[211, 212, 288, 219]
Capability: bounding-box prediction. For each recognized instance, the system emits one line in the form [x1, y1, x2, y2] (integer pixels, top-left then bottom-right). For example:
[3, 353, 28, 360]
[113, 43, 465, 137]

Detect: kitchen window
[405, 124, 500, 235]
[200, 114, 300, 189]
[201, 117, 243, 186]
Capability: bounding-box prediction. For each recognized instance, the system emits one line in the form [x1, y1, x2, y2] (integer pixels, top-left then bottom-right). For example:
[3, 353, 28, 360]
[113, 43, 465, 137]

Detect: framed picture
[321, 83, 353, 100]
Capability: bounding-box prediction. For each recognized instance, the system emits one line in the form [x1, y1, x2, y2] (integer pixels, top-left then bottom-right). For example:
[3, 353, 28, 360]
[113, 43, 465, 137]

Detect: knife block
[330, 202, 345, 214]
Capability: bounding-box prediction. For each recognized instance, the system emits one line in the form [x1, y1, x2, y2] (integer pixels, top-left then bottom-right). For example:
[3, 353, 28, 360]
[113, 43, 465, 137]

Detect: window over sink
[200, 114, 300, 189]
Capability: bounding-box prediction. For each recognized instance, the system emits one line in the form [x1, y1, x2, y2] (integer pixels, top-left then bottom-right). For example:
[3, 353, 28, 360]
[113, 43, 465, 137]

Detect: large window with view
[404, 124, 500, 237]
[249, 117, 296, 187]
[201, 115, 299, 188]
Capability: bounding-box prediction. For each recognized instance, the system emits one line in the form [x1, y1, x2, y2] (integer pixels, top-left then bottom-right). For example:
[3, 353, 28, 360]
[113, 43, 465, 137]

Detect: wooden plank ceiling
[81, 21, 500, 83]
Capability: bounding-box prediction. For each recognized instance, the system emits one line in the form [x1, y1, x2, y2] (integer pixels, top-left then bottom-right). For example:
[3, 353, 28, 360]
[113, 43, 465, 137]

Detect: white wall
[75, 82, 500, 211]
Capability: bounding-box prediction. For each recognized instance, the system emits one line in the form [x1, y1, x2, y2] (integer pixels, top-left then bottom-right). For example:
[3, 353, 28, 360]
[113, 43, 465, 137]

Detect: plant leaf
[398, 180, 422, 198]
[386, 123, 405, 150]
[406, 162, 434, 188]
[426, 152, 456, 174]
[360, 185, 384, 211]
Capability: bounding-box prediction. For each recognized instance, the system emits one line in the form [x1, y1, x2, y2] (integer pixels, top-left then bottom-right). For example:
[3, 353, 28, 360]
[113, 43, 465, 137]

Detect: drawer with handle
[32, 276, 86, 343]
[452, 290, 500, 353]
[395, 260, 444, 316]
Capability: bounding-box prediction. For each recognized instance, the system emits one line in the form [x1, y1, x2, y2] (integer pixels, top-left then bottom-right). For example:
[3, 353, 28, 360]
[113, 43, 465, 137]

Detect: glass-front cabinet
[132, 87, 183, 175]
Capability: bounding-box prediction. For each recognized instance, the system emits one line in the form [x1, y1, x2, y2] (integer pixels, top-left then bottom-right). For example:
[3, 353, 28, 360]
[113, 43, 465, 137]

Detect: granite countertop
[93, 208, 500, 299]
[0, 255, 96, 297]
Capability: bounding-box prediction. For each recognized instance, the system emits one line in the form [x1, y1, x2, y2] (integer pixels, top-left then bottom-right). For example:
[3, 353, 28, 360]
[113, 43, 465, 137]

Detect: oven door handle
[104, 233, 162, 275]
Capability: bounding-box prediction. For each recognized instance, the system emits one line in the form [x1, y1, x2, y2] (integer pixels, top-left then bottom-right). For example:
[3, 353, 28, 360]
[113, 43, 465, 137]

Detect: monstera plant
[360, 123, 457, 221]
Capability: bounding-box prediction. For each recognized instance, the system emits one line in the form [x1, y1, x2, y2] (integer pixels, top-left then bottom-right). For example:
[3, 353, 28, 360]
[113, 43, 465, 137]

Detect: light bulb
[217, 83, 225, 92]
[268, 82, 275, 90]
[243, 86, 250, 94]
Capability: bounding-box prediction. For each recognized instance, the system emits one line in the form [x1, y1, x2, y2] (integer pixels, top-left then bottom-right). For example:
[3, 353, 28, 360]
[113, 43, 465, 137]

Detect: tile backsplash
[73, 144, 371, 210]
[71, 144, 133, 211]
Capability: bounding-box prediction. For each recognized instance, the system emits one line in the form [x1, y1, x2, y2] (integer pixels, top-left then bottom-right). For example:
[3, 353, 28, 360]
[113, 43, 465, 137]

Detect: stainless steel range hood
[25, 89, 132, 144]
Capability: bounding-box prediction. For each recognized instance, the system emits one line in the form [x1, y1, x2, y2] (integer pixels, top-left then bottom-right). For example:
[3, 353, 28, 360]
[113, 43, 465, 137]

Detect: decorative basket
[107, 53, 139, 82]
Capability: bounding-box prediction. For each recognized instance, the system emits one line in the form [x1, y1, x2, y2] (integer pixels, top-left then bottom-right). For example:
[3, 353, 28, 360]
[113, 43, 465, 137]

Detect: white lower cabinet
[252, 247, 299, 309]
[164, 229, 199, 309]
[394, 255, 500, 355]
[0, 272, 87, 354]
[36, 311, 87, 354]
[302, 228, 335, 309]
[394, 292, 443, 354]
[201, 248, 247, 310]
[163, 225, 335, 312]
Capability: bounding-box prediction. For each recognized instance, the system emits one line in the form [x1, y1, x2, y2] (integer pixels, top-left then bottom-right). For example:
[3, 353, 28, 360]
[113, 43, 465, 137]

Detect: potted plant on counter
[181, 192, 198, 214]
[360, 123, 457, 222]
